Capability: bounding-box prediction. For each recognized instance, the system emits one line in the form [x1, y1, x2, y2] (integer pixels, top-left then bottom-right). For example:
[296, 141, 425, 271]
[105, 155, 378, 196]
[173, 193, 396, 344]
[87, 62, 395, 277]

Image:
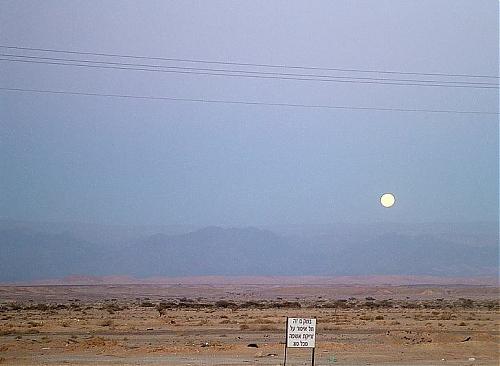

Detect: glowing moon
[380, 193, 396, 208]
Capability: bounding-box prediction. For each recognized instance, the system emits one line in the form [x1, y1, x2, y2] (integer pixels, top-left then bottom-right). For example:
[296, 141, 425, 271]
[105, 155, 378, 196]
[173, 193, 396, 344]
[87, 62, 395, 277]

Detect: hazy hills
[0, 220, 497, 282]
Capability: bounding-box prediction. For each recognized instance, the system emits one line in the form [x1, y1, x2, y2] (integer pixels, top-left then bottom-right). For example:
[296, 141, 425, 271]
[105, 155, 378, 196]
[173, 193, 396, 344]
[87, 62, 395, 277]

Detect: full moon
[380, 193, 396, 208]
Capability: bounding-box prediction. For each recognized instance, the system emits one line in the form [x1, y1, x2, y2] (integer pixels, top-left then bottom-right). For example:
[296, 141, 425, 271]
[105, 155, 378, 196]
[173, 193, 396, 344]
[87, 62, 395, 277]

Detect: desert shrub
[8, 303, 23, 311]
[378, 300, 393, 308]
[179, 302, 212, 309]
[363, 301, 380, 309]
[69, 303, 81, 311]
[482, 300, 499, 310]
[0, 330, 15, 336]
[239, 301, 266, 309]
[103, 303, 125, 313]
[269, 301, 301, 308]
[438, 312, 455, 320]
[98, 319, 113, 327]
[140, 301, 155, 308]
[414, 314, 425, 321]
[84, 336, 108, 347]
[215, 300, 237, 308]
[375, 315, 384, 320]
[156, 302, 175, 316]
[457, 298, 474, 309]
[35, 303, 49, 311]
[23, 303, 51, 311]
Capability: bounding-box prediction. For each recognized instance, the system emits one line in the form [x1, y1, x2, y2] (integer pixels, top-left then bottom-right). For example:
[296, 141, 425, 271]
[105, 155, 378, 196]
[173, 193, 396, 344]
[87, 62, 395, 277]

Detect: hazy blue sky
[0, 1, 498, 226]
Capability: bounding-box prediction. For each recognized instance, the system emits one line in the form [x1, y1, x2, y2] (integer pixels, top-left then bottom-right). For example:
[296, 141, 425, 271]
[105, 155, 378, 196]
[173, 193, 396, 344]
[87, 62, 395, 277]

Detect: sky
[0, 1, 498, 227]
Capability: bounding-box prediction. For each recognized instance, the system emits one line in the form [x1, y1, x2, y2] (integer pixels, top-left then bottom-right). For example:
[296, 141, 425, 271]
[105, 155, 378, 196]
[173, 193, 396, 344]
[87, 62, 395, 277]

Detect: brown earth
[0, 284, 498, 365]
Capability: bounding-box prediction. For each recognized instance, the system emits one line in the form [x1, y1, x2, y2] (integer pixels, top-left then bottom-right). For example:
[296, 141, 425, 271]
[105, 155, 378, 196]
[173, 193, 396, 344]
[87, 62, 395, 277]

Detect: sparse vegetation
[0, 284, 497, 365]
[98, 319, 113, 327]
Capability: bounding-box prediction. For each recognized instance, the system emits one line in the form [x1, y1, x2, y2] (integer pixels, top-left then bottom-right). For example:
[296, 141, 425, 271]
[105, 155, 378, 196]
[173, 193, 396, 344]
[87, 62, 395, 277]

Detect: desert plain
[0, 283, 498, 365]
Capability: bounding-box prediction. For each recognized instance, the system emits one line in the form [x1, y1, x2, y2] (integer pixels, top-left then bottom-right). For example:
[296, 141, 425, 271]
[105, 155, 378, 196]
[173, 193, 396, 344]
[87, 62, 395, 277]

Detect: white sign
[287, 318, 316, 348]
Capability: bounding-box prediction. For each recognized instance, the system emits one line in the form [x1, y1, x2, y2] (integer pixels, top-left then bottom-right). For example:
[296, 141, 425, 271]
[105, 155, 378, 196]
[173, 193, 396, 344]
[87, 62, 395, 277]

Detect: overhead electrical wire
[0, 87, 497, 115]
[0, 53, 497, 88]
[2, 45, 496, 114]
[2, 53, 497, 86]
[1, 57, 497, 90]
[1, 44, 498, 79]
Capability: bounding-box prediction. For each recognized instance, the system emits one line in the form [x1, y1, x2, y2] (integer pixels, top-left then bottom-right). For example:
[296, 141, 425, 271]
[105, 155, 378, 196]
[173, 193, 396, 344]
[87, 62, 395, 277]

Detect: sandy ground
[0, 284, 498, 365]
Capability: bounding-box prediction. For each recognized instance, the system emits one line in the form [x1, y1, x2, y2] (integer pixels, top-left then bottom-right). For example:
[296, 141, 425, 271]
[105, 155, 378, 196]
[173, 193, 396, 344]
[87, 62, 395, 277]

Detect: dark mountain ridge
[0, 220, 497, 282]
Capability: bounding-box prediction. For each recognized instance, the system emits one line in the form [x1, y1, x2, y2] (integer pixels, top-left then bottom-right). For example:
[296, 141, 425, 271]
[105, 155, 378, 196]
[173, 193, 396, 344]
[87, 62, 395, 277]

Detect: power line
[1, 87, 497, 115]
[1, 44, 497, 80]
[2, 53, 497, 87]
[2, 58, 498, 90]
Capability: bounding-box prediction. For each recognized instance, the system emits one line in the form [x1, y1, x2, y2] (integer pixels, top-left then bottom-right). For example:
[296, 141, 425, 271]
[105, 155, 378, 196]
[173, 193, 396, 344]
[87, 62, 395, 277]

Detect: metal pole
[312, 316, 317, 366]
[283, 317, 288, 366]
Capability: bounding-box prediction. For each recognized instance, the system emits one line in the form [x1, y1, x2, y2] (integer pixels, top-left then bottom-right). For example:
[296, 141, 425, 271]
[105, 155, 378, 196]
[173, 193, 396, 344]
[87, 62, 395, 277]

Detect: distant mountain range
[0, 219, 497, 283]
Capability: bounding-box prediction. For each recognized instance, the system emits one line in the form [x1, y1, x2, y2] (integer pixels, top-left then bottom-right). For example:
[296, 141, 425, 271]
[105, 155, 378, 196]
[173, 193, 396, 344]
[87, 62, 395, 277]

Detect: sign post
[284, 317, 316, 366]
[283, 317, 288, 366]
